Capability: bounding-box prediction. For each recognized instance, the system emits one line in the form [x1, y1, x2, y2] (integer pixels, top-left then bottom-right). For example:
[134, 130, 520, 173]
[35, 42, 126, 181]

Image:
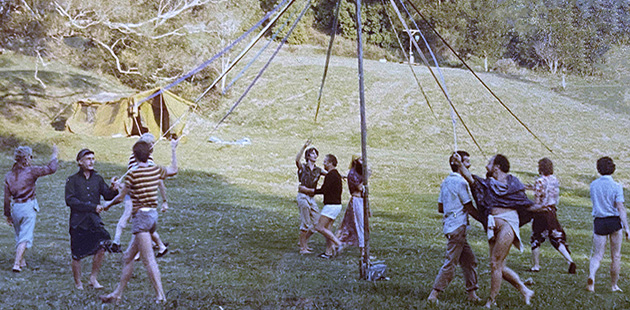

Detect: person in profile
[428, 151, 480, 303]
[300, 154, 342, 258]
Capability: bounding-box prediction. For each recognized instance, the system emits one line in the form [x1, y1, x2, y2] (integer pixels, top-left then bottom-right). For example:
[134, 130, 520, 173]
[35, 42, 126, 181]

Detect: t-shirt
[125, 164, 167, 214]
[590, 175, 624, 218]
[438, 172, 472, 234]
[534, 174, 559, 206]
[298, 163, 322, 189]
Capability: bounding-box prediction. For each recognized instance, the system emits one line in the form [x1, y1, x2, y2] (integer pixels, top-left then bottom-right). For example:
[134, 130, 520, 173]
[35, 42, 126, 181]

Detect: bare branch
[93, 39, 142, 75]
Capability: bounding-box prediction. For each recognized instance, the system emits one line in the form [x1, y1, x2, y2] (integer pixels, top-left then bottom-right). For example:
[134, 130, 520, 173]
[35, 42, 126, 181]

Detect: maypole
[355, 0, 371, 280]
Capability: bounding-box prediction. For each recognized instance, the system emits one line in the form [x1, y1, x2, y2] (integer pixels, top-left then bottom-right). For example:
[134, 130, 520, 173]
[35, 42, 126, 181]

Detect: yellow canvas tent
[66, 88, 195, 138]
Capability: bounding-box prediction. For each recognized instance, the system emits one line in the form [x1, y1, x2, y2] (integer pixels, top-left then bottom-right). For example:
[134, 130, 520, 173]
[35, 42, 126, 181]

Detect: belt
[13, 197, 34, 204]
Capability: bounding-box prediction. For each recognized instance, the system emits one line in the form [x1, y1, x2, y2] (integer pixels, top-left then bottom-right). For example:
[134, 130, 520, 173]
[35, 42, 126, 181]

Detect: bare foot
[427, 290, 439, 302]
[522, 287, 534, 305]
[467, 291, 481, 302]
[100, 293, 121, 304]
[612, 285, 623, 292]
[586, 278, 595, 292]
[484, 299, 496, 308]
[299, 249, 312, 254]
[75, 282, 84, 290]
[88, 279, 104, 289]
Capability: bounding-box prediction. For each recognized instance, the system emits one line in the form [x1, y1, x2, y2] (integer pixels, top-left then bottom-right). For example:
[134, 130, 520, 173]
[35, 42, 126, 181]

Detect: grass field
[1, 45, 630, 309]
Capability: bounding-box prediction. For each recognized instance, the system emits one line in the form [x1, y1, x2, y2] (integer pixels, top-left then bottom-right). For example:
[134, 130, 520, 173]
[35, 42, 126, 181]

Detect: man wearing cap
[65, 148, 119, 290]
[4, 144, 58, 272]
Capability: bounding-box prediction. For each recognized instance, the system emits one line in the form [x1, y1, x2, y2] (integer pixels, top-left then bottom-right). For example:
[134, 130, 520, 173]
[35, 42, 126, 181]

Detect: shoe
[12, 266, 21, 273]
[318, 253, 332, 259]
[157, 244, 169, 258]
[528, 267, 540, 272]
[568, 262, 576, 274]
[111, 243, 122, 253]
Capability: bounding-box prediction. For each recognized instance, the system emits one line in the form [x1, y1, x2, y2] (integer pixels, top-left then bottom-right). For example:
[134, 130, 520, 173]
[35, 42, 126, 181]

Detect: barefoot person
[300, 154, 343, 258]
[336, 155, 367, 254]
[526, 158, 576, 274]
[4, 145, 58, 272]
[428, 151, 481, 303]
[295, 140, 324, 254]
[65, 148, 119, 289]
[453, 153, 541, 308]
[586, 157, 629, 292]
[112, 133, 169, 258]
[100, 138, 179, 304]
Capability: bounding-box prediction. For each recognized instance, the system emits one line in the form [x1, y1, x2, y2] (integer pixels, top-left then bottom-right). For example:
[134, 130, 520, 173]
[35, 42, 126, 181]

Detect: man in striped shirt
[100, 138, 179, 304]
[112, 133, 169, 258]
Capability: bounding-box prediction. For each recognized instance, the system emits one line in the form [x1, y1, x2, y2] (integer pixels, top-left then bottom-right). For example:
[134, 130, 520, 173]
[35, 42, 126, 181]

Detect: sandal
[318, 253, 333, 259]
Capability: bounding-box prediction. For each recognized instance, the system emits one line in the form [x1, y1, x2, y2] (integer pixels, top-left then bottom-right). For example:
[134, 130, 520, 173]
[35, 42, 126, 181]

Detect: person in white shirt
[428, 151, 481, 303]
[587, 156, 629, 292]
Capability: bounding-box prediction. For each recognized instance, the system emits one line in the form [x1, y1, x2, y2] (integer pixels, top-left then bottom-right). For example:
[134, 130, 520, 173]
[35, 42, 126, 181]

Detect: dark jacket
[65, 169, 118, 230]
[471, 174, 534, 229]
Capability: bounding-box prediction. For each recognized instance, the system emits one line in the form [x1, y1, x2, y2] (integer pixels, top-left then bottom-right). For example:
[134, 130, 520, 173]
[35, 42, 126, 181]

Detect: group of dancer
[295, 140, 368, 259]
[427, 151, 629, 307]
[3, 133, 180, 304]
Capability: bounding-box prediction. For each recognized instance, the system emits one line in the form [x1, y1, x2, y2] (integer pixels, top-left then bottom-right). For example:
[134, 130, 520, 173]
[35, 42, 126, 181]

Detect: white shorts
[320, 204, 342, 220]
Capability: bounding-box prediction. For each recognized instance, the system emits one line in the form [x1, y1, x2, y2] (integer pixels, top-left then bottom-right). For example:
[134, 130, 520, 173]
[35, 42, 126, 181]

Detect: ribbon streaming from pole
[212, 0, 312, 132]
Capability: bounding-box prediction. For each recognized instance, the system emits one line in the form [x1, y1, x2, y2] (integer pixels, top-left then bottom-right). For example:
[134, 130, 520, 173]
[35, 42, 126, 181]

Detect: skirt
[70, 225, 111, 260]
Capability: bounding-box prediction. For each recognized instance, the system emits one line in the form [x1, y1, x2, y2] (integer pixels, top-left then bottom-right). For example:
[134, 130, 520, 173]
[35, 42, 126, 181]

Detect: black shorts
[594, 216, 622, 236]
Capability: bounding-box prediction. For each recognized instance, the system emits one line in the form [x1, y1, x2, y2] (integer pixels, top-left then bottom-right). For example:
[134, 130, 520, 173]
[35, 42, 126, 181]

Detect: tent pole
[355, 0, 370, 280]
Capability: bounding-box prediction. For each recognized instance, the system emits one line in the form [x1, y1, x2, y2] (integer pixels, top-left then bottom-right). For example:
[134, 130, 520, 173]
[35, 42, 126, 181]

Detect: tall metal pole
[355, 0, 370, 280]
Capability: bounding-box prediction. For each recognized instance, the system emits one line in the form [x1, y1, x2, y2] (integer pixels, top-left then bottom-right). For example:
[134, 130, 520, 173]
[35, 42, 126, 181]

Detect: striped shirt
[125, 164, 167, 214]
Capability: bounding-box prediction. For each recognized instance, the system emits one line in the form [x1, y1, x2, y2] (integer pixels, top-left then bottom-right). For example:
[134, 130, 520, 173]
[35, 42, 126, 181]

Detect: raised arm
[164, 138, 179, 177]
[452, 153, 474, 185]
[32, 144, 58, 177]
[295, 139, 311, 169]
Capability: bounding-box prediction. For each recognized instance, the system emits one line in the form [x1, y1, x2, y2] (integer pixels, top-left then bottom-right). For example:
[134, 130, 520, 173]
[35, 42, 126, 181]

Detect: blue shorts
[11, 199, 39, 249]
[594, 216, 621, 236]
[131, 208, 158, 234]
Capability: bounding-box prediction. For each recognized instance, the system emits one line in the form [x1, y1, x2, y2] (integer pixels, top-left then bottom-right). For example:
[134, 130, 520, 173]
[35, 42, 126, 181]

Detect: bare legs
[531, 243, 574, 271]
[486, 219, 533, 308]
[299, 230, 314, 254]
[315, 216, 340, 256]
[71, 248, 105, 290]
[12, 242, 27, 271]
[588, 231, 623, 292]
[101, 232, 166, 303]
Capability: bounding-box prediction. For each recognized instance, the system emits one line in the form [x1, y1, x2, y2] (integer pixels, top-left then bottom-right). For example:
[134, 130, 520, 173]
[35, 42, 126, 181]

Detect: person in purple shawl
[452, 153, 545, 308]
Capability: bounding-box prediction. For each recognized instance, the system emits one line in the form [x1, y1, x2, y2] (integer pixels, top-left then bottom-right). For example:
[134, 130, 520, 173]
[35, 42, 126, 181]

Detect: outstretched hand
[170, 136, 180, 149]
[625, 228, 630, 241]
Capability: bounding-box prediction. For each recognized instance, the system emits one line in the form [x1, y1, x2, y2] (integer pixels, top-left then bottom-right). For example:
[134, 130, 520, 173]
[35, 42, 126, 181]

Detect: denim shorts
[131, 208, 158, 234]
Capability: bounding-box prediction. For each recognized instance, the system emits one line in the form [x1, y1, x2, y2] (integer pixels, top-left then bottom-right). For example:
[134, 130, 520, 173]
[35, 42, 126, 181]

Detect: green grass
[1, 46, 630, 309]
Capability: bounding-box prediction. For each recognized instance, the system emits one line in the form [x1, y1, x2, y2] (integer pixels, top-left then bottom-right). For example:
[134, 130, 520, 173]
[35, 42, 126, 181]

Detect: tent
[65, 88, 195, 138]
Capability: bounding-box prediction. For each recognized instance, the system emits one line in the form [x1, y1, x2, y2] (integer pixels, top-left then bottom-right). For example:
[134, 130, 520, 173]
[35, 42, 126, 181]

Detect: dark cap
[76, 148, 94, 161]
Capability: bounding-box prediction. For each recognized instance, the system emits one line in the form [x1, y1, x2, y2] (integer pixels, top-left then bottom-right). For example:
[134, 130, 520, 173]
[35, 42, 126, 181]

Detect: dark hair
[305, 147, 318, 158]
[353, 160, 363, 175]
[597, 156, 615, 175]
[133, 141, 152, 163]
[493, 154, 510, 173]
[325, 154, 337, 167]
[449, 150, 470, 172]
[538, 157, 553, 176]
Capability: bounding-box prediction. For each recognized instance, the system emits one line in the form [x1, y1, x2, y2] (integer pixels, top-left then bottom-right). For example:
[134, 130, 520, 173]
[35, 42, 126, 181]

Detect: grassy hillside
[1, 45, 630, 309]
